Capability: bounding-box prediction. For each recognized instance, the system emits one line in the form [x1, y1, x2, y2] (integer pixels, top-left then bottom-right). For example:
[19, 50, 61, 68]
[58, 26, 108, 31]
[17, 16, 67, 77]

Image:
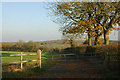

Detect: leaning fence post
[37, 49, 41, 69]
[20, 52, 23, 70]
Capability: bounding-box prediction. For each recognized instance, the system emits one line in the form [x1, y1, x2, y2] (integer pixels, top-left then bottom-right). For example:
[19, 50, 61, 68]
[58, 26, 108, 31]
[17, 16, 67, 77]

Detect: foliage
[2, 40, 84, 53]
[83, 38, 104, 45]
[2, 40, 42, 52]
[48, 2, 120, 45]
[62, 42, 119, 55]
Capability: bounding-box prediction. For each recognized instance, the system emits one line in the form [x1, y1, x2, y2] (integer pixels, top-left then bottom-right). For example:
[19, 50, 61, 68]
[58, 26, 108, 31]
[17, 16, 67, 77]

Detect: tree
[48, 2, 96, 45]
[94, 2, 120, 45]
[33, 42, 40, 51]
[62, 32, 76, 48]
[15, 40, 24, 51]
[48, 2, 120, 45]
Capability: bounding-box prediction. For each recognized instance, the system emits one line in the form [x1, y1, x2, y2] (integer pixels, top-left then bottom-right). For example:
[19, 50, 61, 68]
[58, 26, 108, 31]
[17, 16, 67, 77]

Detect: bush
[62, 43, 119, 55]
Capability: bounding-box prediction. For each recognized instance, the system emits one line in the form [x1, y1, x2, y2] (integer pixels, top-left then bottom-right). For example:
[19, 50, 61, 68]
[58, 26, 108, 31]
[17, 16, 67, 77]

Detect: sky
[1, 2, 119, 42]
[2, 2, 62, 42]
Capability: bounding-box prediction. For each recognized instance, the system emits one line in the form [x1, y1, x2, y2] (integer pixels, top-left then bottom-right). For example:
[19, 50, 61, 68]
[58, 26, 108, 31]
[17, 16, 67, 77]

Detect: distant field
[2, 51, 57, 63]
[44, 43, 70, 49]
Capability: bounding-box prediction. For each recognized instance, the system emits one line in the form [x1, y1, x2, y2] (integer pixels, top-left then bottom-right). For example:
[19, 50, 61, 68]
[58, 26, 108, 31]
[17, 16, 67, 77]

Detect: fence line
[2, 53, 37, 57]
[1, 50, 120, 72]
[2, 50, 42, 72]
[1, 52, 76, 72]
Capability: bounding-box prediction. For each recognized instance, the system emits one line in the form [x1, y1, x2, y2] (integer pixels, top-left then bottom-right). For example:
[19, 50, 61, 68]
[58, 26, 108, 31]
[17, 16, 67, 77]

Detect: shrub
[62, 42, 119, 55]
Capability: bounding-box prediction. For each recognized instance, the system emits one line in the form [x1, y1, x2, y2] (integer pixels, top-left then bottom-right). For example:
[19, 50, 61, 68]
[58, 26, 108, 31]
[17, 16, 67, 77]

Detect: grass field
[1, 51, 59, 72]
[1, 51, 57, 63]
[44, 43, 70, 49]
[1, 51, 60, 78]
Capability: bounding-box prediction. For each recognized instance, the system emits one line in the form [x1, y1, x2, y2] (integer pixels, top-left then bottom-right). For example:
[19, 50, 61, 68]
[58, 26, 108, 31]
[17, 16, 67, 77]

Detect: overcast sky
[1, 2, 119, 42]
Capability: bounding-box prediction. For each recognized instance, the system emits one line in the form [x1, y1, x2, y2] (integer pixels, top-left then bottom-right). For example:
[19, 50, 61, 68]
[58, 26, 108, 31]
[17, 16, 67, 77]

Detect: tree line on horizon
[2, 40, 70, 52]
[2, 40, 40, 52]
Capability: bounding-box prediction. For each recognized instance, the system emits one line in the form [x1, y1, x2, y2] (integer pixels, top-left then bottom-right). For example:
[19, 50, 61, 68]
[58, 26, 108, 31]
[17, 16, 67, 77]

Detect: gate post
[20, 52, 23, 70]
[37, 49, 41, 69]
[104, 52, 109, 66]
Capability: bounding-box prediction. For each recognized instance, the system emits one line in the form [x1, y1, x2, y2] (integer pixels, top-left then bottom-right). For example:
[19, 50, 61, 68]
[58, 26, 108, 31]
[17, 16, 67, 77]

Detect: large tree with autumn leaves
[48, 2, 120, 46]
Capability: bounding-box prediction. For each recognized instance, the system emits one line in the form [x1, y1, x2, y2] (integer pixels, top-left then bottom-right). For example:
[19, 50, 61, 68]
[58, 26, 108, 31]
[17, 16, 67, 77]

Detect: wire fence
[1, 50, 120, 72]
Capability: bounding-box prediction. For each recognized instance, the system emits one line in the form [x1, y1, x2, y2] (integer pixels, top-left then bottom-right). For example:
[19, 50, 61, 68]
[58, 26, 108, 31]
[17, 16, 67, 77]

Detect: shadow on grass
[2, 67, 46, 78]
[99, 67, 120, 78]
[2, 59, 58, 78]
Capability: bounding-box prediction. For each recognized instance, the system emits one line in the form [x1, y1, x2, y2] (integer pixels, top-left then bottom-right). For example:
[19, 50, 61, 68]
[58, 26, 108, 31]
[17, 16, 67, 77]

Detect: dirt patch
[29, 58, 103, 78]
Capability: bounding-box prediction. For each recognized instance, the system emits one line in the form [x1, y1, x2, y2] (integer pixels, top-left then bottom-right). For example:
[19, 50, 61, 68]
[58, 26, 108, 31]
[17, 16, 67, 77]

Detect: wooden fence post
[37, 50, 41, 69]
[20, 52, 23, 70]
[64, 54, 66, 62]
[104, 52, 109, 66]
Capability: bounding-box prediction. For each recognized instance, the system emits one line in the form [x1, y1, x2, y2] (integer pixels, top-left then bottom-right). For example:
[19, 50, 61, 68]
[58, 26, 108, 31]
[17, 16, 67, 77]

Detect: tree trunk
[88, 33, 91, 46]
[94, 36, 98, 45]
[104, 30, 109, 45]
[94, 38, 97, 45]
[94, 29, 99, 45]
[70, 39, 74, 48]
[94, 34, 100, 45]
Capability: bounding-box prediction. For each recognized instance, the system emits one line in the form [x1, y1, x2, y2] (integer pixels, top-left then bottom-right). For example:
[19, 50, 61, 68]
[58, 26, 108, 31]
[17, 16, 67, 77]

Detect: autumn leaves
[50, 2, 120, 46]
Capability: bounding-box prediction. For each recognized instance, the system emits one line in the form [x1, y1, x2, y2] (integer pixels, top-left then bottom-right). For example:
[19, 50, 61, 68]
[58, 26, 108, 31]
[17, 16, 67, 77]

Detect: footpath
[29, 58, 103, 78]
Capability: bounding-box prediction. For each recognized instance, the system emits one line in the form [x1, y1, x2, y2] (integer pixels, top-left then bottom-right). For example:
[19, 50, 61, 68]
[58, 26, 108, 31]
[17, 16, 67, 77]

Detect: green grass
[2, 67, 47, 78]
[2, 51, 59, 70]
[2, 51, 57, 63]
[2, 51, 60, 78]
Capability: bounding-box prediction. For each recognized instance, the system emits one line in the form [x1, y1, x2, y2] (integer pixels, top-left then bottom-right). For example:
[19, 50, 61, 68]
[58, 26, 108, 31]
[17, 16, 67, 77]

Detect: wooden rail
[2, 53, 37, 57]
[1, 52, 76, 72]
[1, 50, 42, 72]
[1, 51, 120, 72]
